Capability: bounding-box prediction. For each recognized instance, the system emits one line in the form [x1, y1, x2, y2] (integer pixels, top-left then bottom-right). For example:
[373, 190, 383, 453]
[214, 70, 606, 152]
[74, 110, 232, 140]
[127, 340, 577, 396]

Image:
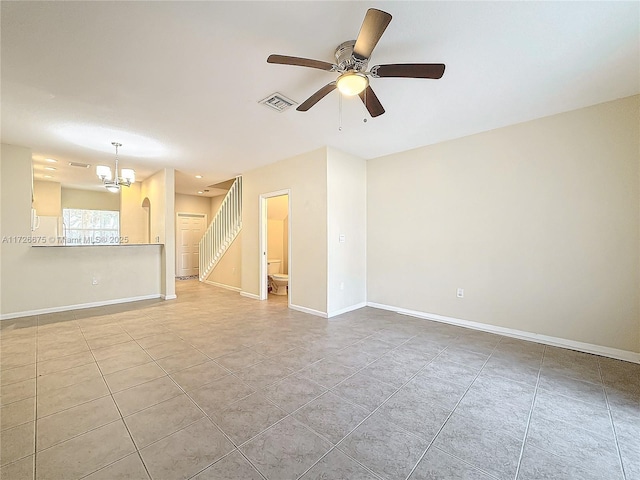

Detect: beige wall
[141, 171, 166, 245]
[327, 147, 367, 315]
[120, 182, 148, 244]
[1, 144, 162, 316]
[207, 232, 242, 290]
[175, 193, 211, 221]
[62, 187, 119, 211]
[242, 148, 327, 314]
[33, 181, 61, 216]
[267, 219, 284, 269]
[163, 169, 176, 298]
[210, 194, 225, 221]
[367, 96, 640, 354]
[267, 195, 289, 220]
[266, 195, 289, 274]
[141, 169, 176, 299]
[283, 216, 289, 275]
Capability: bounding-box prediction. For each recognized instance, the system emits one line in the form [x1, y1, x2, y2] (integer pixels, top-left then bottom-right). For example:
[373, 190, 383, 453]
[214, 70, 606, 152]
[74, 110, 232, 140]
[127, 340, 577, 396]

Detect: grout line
[34, 418, 124, 454]
[33, 328, 405, 461]
[294, 444, 385, 480]
[533, 380, 609, 408]
[295, 334, 465, 480]
[75, 452, 147, 480]
[598, 358, 629, 480]
[35, 356, 95, 378]
[0, 365, 37, 388]
[186, 449, 268, 480]
[33, 314, 40, 480]
[512, 344, 545, 480]
[34, 385, 112, 420]
[77, 321, 154, 480]
[219, 294, 446, 473]
[125, 333, 251, 475]
[433, 446, 504, 480]
[402, 340, 503, 480]
[162, 319, 414, 479]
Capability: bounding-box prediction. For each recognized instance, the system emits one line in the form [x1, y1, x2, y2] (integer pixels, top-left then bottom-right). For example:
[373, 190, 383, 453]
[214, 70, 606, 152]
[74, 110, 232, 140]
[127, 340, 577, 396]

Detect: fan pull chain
[363, 88, 368, 123]
[338, 93, 343, 132]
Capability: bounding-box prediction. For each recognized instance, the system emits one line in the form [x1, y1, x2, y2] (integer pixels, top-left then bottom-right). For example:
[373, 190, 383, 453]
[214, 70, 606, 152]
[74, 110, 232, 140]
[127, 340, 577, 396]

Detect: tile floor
[1, 280, 638, 480]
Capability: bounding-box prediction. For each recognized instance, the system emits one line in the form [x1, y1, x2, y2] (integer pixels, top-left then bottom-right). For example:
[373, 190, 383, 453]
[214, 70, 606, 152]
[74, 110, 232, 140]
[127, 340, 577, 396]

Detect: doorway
[141, 197, 151, 244]
[176, 212, 207, 277]
[259, 190, 290, 304]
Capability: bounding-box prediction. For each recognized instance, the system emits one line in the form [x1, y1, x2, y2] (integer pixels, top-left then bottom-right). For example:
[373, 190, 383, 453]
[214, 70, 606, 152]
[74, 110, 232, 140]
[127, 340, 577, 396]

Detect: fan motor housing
[335, 40, 369, 72]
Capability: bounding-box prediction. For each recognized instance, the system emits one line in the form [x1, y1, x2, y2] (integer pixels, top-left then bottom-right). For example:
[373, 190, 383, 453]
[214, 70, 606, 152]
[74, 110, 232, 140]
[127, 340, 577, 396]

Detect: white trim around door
[259, 189, 291, 309]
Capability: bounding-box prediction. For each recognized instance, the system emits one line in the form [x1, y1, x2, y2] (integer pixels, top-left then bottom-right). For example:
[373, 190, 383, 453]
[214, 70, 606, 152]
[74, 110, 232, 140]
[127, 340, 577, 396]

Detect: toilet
[267, 259, 288, 296]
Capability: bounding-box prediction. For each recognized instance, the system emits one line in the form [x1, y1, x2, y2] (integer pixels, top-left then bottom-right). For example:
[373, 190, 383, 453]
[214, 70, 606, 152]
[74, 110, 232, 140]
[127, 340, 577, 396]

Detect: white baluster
[198, 177, 243, 281]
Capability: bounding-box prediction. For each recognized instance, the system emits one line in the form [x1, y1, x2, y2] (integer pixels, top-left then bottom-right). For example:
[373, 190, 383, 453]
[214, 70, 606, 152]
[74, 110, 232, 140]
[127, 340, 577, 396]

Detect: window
[62, 208, 120, 245]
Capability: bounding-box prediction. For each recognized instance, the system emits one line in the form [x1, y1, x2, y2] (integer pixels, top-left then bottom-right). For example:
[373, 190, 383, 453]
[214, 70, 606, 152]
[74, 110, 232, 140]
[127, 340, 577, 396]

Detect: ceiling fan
[267, 8, 445, 118]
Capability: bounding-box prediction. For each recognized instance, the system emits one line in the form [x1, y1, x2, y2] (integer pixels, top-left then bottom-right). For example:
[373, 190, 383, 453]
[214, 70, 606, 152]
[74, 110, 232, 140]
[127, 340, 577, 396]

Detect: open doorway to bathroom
[259, 191, 290, 305]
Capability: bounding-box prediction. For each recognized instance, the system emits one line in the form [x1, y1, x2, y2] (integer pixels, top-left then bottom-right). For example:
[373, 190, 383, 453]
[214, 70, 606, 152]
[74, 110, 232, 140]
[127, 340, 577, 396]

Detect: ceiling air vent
[259, 93, 297, 112]
[68, 162, 91, 168]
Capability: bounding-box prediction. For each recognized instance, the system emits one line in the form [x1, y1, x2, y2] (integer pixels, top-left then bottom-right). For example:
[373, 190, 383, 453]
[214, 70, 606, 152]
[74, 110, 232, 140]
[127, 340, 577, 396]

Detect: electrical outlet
[340, 282, 344, 291]
[456, 288, 464, 298]
[92, 277, 99, 286]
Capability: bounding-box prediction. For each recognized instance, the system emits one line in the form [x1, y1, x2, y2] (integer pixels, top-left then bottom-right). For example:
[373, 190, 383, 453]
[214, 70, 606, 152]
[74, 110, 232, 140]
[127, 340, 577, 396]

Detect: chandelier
[96, 142, 135, 192]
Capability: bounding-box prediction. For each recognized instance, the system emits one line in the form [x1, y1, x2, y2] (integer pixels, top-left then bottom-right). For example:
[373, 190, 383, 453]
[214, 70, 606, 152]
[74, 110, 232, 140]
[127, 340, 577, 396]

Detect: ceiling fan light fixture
[336, 72, 369, 96]
[267, 8, 445, 116]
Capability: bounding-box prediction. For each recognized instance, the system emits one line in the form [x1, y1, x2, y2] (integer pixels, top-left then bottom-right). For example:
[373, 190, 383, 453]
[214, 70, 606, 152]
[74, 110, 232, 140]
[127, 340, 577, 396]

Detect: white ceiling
[2, 2, 638, 196]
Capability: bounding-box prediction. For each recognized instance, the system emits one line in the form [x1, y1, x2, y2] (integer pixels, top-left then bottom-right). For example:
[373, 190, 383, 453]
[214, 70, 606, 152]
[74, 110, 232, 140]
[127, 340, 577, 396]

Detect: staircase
[198, 176, 242, 281]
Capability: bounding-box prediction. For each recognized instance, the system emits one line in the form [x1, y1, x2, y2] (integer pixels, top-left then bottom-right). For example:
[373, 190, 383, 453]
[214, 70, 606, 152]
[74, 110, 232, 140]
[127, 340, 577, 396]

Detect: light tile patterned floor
[1, 280, 638, 480]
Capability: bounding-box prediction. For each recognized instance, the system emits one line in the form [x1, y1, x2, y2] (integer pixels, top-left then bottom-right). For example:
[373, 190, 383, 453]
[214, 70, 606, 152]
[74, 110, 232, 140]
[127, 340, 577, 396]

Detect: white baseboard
[161, 294, 177, 300]
[240, 291, 261, 300]
[203, 280, 241, 292]
[289, 303, 328, 318]
[328, 302, 367, 318]
[1, 294, 163, 321]
[238, 291, 329, 319]
[366, 302, 640, 364]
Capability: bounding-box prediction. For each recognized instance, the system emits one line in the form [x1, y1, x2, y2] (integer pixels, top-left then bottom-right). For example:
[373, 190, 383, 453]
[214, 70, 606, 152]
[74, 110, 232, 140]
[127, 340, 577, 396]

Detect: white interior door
[176, 213, 206, 277]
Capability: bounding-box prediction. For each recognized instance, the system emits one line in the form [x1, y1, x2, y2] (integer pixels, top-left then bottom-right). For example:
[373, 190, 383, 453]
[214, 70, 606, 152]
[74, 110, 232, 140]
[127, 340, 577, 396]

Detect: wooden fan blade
[353, 9, 392, 60]
[297, 82, 337, 111]
[267, 54, 335, 71]
[358, 86, 385, 117]
[372, 64, 446, 79]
